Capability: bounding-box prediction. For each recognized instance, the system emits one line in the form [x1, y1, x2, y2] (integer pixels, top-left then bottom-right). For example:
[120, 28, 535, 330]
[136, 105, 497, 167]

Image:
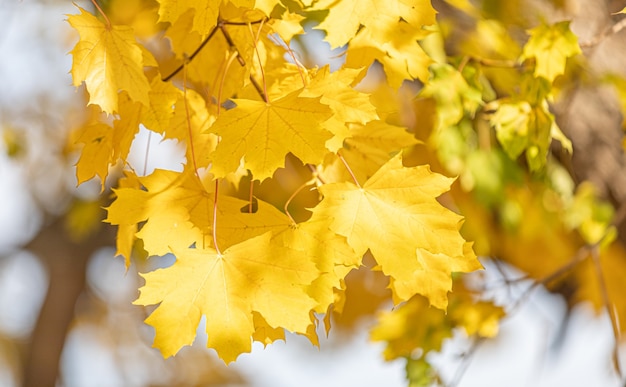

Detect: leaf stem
[217, 51, 240, 115]
[213, 179, 222, 255]
[248, 180, 254, 213]
[284, 182, 311, 225]
[182, 62, 200, 179]
[248, 20, 269, 103]
[269, 34, 306, 88]
[142, 131, 152, 176]
[91, 0, 111, 29]
[337, 151, 361, 188]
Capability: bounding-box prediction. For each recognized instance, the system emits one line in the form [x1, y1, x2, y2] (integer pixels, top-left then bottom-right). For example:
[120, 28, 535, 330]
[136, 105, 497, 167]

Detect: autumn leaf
[75, 93, 141, 187]
[520, 21, 581, 83]
[320, 120, 419, 184]
[313, 0, 436, 87]
[217, 198, 361, 314]
[314, 0, 436, 49]
[74, 123, 115, 186]
[157, 0, 219, 36]
[68, 7, 150, 114]
[209, 90, 333, 180]
[312, 154, 481, 309]
[134, 232, 320, 362]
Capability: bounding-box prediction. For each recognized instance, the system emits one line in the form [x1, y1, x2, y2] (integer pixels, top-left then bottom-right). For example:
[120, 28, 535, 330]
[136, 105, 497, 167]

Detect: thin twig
[580, 17, 626, 48]
[219, 23, 246, 67]
[162, 25, 219, 82]
[249, 76, 267, 101]
[223, 19, 267, 26]
[507, 246, 590, 313]
[449, 338, 485, 387]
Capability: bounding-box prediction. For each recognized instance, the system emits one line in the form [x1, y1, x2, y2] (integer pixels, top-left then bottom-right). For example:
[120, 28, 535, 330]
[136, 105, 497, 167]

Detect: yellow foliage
[68, 7, 151, 114]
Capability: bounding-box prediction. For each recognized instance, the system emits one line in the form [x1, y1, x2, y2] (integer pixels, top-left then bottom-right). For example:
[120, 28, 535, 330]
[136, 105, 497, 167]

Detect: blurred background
[0, 1, 625, 386]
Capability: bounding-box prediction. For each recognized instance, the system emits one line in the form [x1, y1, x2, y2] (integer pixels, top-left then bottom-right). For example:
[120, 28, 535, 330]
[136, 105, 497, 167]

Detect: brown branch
[162, 25, 219, 82]
[580, 17, 626, 48]
[219, 23, 246, 67]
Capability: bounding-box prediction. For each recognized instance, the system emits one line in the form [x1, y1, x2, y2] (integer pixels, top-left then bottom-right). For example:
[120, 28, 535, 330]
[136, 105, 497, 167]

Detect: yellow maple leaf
[314, 0, 435, 49]
[313, 0, 436, 87]
[209, 90, 333, 180]
[134, 232, 319, 362]
[216, 198, 361, 315]
[75, 123, 115, 186]
[157, 0, 219, 36]
[312, 154, 481, 309]
[68, 7, 150, 114]
[320, 120, 418, 184]
[302, 66, 378, 124]
[142, 77, 182, 134]
[346, 20, 433, 87]
[520, 21, 581, 83]
[163, 5, 259, 103]
[167, 89, 218, 169]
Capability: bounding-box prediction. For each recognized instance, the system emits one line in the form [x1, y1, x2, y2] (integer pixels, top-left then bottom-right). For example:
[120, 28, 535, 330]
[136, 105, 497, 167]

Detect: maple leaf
[520, 21, 581, 83]
[142, 77, 183, 134]
[134, 232, 320, 362]
[74, 93, 142, 188]
[420, 64, 484, 130]
[489, 98, 570, 171]
[68, 7, 151, 114]
[302, 66, 378, 125]
[314, 0, 436, 87]
[209, 90, 333, 180]
[320, 120, 419, 184]
[311, 154, 481, 309]
[157, 0, 220, 36]
[216, 198, 361, 314]
[314, 0, 436, 49]
[74, 123, 115, 186]
[345, 21, 434, 87]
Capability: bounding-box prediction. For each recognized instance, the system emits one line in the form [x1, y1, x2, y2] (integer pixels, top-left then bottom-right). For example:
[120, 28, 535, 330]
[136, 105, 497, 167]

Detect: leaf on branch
[490, 99, 570, 171]
[313, 0, 437, 87]
[157, 0, 220, 36]
[208, 90, 333, 180]
[311, 154, 481, 309]
[68, 7, 151, 114]
[520, 21, 581, 83]
[320, 120, 419, 184]
[134, 232, 320, 362]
